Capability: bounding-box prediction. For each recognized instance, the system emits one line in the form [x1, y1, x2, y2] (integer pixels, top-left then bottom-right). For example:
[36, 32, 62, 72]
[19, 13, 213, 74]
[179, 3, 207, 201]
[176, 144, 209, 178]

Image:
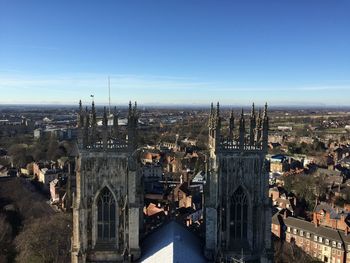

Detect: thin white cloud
[208, 84, 350, 92]
[0, 73, 213, 91]
[0, 73, 217, 104]
[296, 85, 350, 91]
[0, 72, 349, 105]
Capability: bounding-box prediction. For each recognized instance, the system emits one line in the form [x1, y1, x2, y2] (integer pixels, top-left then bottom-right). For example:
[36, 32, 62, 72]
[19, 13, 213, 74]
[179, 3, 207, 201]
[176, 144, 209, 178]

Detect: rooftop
[284, 216, 350, 245]
[140, 221, 206, 263]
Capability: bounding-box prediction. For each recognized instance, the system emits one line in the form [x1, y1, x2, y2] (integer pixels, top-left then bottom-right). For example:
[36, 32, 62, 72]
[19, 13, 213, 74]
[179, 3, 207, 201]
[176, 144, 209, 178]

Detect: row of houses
[32, 160, 75, 210]
[273, 212, 350, 263]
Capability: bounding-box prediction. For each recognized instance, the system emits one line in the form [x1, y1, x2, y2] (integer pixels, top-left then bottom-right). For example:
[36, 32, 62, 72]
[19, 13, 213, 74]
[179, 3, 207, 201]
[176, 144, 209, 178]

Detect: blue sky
[0, 0, 349, 106]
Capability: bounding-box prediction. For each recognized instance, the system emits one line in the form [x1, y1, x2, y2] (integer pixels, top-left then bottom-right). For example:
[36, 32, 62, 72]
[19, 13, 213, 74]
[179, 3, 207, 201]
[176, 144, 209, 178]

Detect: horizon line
[1, 102, 350, 109]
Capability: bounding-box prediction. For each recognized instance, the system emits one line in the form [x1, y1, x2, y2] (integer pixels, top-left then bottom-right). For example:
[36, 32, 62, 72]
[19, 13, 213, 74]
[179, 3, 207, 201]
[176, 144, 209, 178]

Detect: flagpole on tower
[108, 76, 111, 116]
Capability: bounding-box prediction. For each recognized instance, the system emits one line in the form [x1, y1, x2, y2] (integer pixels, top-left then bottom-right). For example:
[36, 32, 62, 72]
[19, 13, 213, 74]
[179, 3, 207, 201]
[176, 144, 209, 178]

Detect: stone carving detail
[77, 100, 138, 152]
[71, 101, 141, 263]
[205, 102, 272, 263]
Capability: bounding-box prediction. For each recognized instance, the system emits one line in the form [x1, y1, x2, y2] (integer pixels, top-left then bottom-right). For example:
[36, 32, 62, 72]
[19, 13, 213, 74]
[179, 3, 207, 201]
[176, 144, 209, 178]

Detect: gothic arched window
[97, 187, 116, 241]
[229, 186, 248, 241]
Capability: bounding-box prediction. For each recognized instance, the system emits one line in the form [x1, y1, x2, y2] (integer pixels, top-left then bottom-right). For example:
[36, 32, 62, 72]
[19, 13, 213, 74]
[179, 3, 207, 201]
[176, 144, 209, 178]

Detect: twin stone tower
[71, 101, 272, 263]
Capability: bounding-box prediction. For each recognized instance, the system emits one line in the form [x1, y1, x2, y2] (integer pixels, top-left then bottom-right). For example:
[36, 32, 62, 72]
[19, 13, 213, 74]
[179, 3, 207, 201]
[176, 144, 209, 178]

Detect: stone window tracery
[97, 187, 116, 241]
[229, 186, 248, 241]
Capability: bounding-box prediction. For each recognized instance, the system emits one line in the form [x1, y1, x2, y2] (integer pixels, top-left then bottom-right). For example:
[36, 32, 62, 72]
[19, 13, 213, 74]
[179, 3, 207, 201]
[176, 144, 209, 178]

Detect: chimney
[313, 212, 319, 227]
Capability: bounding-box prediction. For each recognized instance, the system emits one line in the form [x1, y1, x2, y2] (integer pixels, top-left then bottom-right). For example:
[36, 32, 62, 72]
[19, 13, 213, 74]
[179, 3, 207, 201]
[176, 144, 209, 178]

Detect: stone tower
[71, 101, 142, 262]
[205, 102, 272, 262]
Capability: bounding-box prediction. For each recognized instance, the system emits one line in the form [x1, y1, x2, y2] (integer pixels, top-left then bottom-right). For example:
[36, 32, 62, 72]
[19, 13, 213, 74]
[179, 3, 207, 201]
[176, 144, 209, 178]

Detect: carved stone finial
[264, 102, 268, 118]
[129, 101, 132, 115]
[256, 108, 263, 145]
[103, 106, 108, 127]
[209, 102, 214, 129]
[102, 107, 108, 149]
[91, 100, 97, 126]
[78, 100, 84, 128]
[229, 110, 235, 139]
[113, 106, 119, 137]
[262, 103, 269, 152]
[239, 108, 245, 147]
[251, 102, 255, 117]
[133, 101, 138, 119]
[250, 103, 256, 145]
[127, 102, 138, 152]
[216, 102, 220, 117]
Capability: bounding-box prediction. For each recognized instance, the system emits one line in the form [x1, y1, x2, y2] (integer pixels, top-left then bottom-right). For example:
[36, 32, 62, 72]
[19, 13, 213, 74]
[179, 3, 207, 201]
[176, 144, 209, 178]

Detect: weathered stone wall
[72, 150, 141, 263]
[205, 149, 272, 262]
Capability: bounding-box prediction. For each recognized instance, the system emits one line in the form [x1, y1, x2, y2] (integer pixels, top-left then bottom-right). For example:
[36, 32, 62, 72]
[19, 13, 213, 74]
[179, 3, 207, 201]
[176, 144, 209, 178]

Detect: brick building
[313, 203, 350, 233]
[273, 212, 350, 263]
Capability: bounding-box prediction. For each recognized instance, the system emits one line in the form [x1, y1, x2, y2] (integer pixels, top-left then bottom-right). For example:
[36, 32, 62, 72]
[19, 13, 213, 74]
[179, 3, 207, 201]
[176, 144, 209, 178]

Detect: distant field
[273, 112, 350, 119]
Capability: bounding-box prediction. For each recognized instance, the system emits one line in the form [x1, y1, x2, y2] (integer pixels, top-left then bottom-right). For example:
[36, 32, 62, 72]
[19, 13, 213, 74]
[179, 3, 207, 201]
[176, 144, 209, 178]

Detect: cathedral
[71, 100, 272, 263]
[205, 103, 272, 262]
[71, 101, 142, 262]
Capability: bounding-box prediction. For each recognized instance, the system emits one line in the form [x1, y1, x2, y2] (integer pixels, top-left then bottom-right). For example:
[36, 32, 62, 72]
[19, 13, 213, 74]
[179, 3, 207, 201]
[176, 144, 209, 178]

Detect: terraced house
[273, 213, 350, 263]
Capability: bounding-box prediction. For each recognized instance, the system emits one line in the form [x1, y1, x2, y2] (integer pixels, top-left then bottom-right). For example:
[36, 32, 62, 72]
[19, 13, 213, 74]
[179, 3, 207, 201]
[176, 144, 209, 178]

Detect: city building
[37, 167, 63, 187]
[205, 103, 272, 262]
[313, 203, 350, 233]
[71, 101, 273, 262]
[71, 101, 142, 262]
[274, 213, 350, 263]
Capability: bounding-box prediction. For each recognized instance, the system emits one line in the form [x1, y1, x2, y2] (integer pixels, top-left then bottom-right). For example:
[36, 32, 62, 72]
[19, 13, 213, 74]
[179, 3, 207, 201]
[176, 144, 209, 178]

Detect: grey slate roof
[315, 203, 342, 219]
[284, 216, 350, 246]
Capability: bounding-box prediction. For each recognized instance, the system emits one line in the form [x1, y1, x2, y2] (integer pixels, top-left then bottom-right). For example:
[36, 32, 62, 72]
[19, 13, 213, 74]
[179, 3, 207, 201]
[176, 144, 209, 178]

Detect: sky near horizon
[0, 1, 350, 106]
